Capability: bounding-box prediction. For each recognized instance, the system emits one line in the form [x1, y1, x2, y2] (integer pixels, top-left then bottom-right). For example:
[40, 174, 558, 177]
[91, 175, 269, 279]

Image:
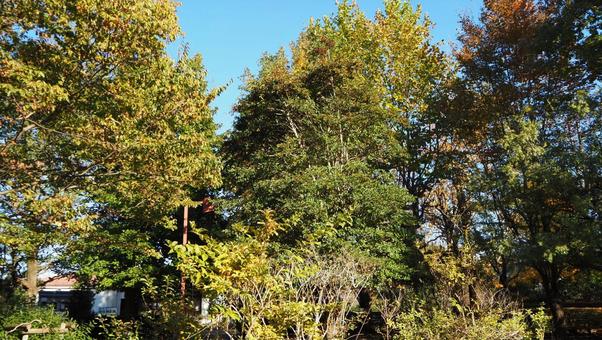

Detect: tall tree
[222, 0, 450, 285]
[453, 0, 601, 327]
[374, 0, 452, 224]
[0, 0, 221, 297]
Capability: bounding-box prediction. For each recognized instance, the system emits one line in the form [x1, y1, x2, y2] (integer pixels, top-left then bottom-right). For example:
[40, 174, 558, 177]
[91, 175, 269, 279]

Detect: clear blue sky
[167, 1, 482, 132]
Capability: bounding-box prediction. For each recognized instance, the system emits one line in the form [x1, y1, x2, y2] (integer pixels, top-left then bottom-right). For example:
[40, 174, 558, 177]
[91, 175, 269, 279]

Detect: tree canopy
[0, 0, 221, 296]
[1, 0, 600, 338]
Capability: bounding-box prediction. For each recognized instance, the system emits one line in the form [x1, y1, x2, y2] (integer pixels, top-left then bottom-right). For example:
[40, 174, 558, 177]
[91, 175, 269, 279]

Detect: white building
[38, 277, 124, 316]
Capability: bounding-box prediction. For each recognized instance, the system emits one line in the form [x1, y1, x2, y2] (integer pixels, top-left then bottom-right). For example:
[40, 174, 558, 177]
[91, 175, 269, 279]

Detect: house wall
[37, 289, 125, 316]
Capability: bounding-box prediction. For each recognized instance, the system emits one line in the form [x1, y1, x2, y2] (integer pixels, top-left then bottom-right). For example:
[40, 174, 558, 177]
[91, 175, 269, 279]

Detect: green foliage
[452, 0, 602, 327]
[0, 0, 599, 337]
[0, 304, 90, 340]
[58, 219, 167, 290]
[559, 269, 602, 302]
[222, 0, 450, 286]
[390, 305, 540, 340]
[0, 0, 221, 293]
[93, 316, 140, 340]
[374, 290, 551, 340]
[139, 277, 207, 339]
[171, 212, 375, 339]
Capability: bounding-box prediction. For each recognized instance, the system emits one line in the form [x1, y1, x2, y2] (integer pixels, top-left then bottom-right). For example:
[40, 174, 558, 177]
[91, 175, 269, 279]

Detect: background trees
[0, 0, 599, 338]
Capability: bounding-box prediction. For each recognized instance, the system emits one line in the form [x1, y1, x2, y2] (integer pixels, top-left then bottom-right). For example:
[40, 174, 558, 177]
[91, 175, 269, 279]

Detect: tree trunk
[538, 264, 566, 332]
[22, 252, 39, 298]
[499, 257, 509, 289]
[8, 250, 20, 290]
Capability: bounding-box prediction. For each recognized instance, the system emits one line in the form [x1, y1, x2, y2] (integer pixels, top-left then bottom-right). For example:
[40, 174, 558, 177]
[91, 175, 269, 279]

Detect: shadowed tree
[453, 0, 601, 328]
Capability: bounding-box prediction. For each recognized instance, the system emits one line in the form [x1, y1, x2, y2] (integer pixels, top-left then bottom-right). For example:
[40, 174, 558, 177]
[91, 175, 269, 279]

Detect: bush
[374, 289, 551, 340]
[391, 304, 550, 340]
[91, 316, 140, 340]
[373, 244, 552, 340]
[171, 213, 375, 339]
[0, 304, 90, 340]
[139, 277, 208, 339]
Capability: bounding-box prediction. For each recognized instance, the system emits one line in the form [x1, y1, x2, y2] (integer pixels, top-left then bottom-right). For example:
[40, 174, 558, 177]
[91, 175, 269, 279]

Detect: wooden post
[180, 206, 189, 299]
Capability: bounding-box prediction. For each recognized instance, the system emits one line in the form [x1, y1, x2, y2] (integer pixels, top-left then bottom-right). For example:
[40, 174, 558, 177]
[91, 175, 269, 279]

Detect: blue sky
[167, 1, 482, 132]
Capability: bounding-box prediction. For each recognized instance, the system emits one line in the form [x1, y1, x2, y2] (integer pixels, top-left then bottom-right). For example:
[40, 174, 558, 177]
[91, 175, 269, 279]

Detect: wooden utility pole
[180, 206, 189, 299]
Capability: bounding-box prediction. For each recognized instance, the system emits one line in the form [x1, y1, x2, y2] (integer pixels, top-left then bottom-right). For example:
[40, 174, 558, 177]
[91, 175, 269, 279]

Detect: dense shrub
[373, 287, 550, 340]
[91, 316, 140, 340]
[389, 302, 549, 340]
[0, 304, 90, 339]
[172, 213, 375, 339]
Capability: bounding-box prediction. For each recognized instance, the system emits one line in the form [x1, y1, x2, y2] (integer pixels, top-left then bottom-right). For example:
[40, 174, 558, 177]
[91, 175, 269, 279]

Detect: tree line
[1, 0, 600, 338]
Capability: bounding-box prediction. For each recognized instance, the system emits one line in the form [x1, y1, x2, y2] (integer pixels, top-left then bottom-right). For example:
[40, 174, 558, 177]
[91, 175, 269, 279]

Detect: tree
[453, 0, 601, 327]
[0, 0, 221, 297]
[222, 0, 450, 285]
[373, 0, 452, 224]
